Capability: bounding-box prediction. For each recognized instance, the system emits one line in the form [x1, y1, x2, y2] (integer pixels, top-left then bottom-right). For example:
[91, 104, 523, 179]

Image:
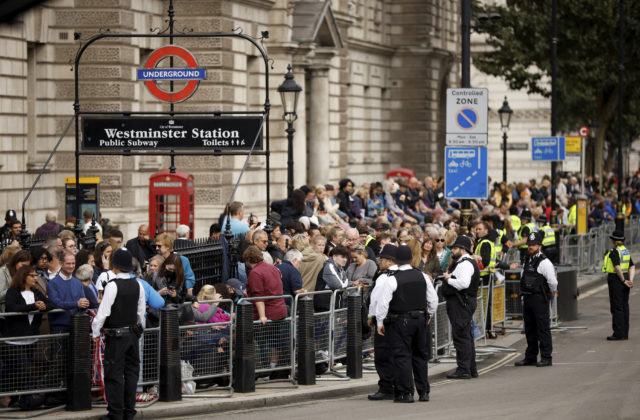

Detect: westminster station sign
[81, 116, 263, 151]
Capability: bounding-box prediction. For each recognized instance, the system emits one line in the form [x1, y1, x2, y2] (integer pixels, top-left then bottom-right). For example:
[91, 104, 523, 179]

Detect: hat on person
[520, 209, 532, 220]
[226, 278, 245, 296]
[450, 235, 473, 253]
[610, 230, 625, 241]
[396, 179, 408, 188]
[526, 231, 543, 246]
[378, 244, 397, 261]
[111, 249, 135, 272]
[5, 209, 16, 220]
[537, 215, 548, 224]
[395, 244, 413, 265]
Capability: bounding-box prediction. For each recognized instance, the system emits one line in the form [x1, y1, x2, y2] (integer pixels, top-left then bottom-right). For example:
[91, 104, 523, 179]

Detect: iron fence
[174, 237, 225, 296]
[179, 299, 233, 397]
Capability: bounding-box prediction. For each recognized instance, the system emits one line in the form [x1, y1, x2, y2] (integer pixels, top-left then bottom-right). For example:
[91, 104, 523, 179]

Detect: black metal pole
[459, 0, 472, 234]
[168, 0, 176, 173]
[550, 0, 558, 228]
[286, 121, 295, 198]
[502, 131, 507, 183]
[616, 0, 625, 231]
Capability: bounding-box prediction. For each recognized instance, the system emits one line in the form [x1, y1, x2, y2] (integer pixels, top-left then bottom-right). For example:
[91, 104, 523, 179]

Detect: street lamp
[498, 96, 513, 183]
[277, 64, 302, 198]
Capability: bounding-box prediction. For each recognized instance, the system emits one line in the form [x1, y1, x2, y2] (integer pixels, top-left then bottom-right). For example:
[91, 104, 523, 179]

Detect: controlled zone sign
[446, 88, 488, 146]
[444, 146, 488, 199]
[531, 137, 565, 161]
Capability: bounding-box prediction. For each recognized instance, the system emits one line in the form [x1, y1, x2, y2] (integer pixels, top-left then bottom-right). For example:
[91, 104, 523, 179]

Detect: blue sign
[136, 68, 206, 81]
[531, 137, 565, 161]
[456, 108, 478, 129]
[445, 147, 488, 199]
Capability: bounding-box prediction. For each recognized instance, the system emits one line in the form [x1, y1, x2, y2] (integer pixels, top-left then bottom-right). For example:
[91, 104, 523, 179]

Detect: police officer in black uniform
[513, 231, 557, 367]
[442, 235, 480, 379]
[374, 245, 437, 403]
[92, 249, 146, 420]
[367, 244, 398, 401]
[602, 230, 635, 340]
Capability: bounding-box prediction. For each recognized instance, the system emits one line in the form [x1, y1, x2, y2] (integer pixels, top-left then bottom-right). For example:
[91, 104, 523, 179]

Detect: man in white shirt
[92, 249, 145, 420]
[366, 244, 398, 401]
[374, 245, 437, 403]
[513, 231, 558, 367]
[442, 235, 480, 380]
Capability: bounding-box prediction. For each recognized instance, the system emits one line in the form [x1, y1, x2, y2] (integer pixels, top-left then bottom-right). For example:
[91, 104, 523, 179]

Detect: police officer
[602, 230, 635, 340]
[512, 209, 536, 264]
[92, 249, 146, 420]
[367, 244, 398, 401]
[538, 215, 558, 264]
[514, 231, 557, 367]
[374, 245, 437, 403]
[442, 235, 480, 379]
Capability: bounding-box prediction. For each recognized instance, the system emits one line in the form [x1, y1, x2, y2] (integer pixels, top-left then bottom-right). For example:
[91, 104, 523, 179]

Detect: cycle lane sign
[444, 146, 488, 199]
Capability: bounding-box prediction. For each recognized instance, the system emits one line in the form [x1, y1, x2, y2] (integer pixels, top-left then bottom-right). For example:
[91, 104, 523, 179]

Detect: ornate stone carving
[100, 190, 121, 207]
[195, 188, 221, 205]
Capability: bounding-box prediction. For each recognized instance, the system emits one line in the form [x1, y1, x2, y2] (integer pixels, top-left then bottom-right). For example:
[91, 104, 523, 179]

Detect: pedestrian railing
[473, 285, 487, 343]
[490, 278, 507, 331]
[235, 295, 296, 387]
[431, 284, 452, 361]
[179, 299, 234, 398]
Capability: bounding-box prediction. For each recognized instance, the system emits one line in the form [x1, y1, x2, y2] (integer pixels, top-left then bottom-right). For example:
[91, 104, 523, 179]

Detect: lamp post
[498, 96, 513, 183]
[277, 64, 302, 198]
[616, 0, 625, 231]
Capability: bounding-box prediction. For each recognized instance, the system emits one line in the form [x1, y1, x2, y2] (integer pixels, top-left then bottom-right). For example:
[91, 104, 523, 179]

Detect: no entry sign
[137, 45, 206, 103]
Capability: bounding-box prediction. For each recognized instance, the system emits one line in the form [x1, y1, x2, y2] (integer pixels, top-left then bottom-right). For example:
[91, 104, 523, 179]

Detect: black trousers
[373, 326, 394, 394]
[388, 317, 429, 396]
[522, 294, 552, 361]
[446, 298, 477, 375]
[607, 276, 630, 339]
[104, 332, 140, 420]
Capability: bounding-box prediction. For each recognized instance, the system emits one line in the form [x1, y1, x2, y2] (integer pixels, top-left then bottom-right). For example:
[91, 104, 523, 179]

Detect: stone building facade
[0, 0, 461, 238]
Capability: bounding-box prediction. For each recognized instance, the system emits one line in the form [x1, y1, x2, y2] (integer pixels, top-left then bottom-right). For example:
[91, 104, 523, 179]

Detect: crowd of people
[0, 168, 638, 411]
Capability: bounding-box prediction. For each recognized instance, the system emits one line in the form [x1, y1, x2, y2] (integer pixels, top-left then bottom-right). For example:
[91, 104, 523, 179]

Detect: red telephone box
[386, 168, 416, 183]
[149, 170, 195, 239]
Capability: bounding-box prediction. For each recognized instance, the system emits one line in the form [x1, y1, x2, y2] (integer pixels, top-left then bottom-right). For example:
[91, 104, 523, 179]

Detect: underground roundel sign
[137, 45, 206, 103]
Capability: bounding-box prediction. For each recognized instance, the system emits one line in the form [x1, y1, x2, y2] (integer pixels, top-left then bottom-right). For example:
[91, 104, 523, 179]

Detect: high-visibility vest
[475, 238, 496, 276]
[540, 225, 556, 247]
[567, 205, 577, 226]
[601, 245, 630, 274]
[518, 222, 537, 249]
[364, 235, 376, 247]
[495, 229, 506, 254]
[510, 215, 521, 232]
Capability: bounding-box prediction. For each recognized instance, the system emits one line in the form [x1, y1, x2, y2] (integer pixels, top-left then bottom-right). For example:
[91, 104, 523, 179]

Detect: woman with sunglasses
[434, 233, 452, 272]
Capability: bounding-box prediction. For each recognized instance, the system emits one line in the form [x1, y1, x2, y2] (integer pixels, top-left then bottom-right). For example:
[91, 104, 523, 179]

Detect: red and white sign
[579, 125, 589, 138]
[138, 45, 206, 103]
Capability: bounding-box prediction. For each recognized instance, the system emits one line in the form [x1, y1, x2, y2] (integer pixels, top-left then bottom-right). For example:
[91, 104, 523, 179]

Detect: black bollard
[234, 300, 255, 392]
[297, 297, 315, 385]
[67, 312, 92, 411]
[159, 306, 181, 402]
[346, 293, 362, 379]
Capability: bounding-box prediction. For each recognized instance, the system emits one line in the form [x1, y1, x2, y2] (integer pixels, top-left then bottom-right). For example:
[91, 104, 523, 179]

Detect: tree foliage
[473, 0, 640, 175]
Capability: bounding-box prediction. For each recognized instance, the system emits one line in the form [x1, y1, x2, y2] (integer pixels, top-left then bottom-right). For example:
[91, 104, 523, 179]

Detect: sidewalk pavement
[44, 329, 526, 419]
[37, 254, 640, 419]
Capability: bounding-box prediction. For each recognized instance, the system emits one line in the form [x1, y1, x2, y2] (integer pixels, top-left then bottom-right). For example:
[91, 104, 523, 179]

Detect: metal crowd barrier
[0, 309, 71, 418]
[179, 299, 234, 398]
[490, 278, 507, 331]
[473, 284, 487, 343]
[328, 287, 359, 380]
[431, 284, 452, 361]
[237, 295, 296, 386]
[291, 290, 334, 373]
